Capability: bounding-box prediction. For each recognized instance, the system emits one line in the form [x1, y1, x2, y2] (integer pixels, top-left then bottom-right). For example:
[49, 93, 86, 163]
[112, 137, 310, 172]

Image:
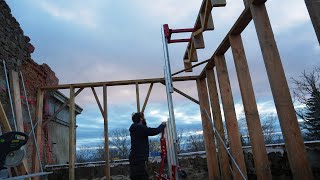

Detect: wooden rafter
[41, 76, 198, 90]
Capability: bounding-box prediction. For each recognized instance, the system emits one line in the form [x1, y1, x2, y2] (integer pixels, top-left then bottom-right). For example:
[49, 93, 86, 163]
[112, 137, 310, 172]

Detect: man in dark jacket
[129, 112, 166, 180]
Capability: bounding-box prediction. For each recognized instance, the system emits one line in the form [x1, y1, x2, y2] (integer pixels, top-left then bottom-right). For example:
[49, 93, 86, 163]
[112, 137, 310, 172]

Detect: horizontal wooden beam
[199, 6, 252, 78]
[41, 76, 198, 90]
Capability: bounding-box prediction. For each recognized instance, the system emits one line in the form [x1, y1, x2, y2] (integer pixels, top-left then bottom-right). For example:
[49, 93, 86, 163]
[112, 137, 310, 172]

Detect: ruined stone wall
[0, 0, 59, 171]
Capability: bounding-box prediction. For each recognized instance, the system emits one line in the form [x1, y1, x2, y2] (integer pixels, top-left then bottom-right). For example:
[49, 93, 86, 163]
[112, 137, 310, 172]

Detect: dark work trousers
[129, 159, 149, 180]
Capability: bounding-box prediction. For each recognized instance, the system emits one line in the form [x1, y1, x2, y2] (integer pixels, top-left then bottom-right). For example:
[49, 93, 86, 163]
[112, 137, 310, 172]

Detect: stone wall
[45, 142, 320, 179]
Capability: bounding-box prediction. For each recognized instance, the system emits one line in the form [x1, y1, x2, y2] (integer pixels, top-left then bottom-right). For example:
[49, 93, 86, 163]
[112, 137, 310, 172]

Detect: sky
[6, 0, 320, 148]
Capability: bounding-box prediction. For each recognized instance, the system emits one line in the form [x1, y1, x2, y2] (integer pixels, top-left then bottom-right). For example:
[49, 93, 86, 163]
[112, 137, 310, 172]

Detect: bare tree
[260, 113, 277, 144]
[149, 135, 161, 153]
[238, 111, 278, 145]
[109, 128, 130, 159]
[292, 67, 320, 105]
[176, 128, 185, 152]
[76, 146, 95, 163]
[186, 129, 205, 152]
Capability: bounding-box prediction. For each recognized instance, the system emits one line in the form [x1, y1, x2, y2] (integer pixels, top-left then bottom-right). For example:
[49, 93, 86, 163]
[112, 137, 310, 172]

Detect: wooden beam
[0, 101, 12, 132]
[69, 86, 75, 180]
[199, 7, 252, 78]
[32, 90, 44, 180]
[183, 0, 227, 64]
[305, 0, 320, 45]
[196, 78, 220, 179]
[41, 76, 198, 90]
[229, 34, 272, 180]
[10, 70, 24, 132]
[206, 69, 232, 179]
[103, 85, 110, 180]
[183, 61, 193, 72]
[215, 55, 247, 179]
[135, 83, 140, 112]
[141, 83, 154, 113]
[160, 82, 199, 104]
[42, 88, 84, 126]
[10, 70, 30, 176]
[250, 4, 314, 179]
[91, 87, 104, 117]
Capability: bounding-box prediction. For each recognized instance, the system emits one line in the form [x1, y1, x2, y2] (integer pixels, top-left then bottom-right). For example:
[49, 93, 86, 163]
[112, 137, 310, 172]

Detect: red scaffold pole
[157, 129, 167, 180]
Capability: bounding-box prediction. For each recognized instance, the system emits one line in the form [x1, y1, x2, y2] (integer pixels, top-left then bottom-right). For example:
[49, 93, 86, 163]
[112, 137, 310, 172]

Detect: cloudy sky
[6, 0, 319, 148]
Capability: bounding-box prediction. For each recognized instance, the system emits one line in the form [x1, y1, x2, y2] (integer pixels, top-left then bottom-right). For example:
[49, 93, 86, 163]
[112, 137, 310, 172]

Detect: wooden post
[32, 90, 44, 180]
[135, 83, 140, 112]
[305, 0, 320, 44]
[10, 70, 30, 176]
[215, 55, 247, 179]
[250, 4, 314, 179]
[206, 69, 232, 179]
[141, 83, 153, 113]
[229, 34, 272, 180]
[196, 78, 220, 180]
[69, 86, 75, 180]
[10, 70, 24, 132]
[103, 85, 110, 180]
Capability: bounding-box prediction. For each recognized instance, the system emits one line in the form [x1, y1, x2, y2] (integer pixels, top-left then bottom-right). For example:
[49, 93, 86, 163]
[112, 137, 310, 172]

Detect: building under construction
[0, 0, 320, 179]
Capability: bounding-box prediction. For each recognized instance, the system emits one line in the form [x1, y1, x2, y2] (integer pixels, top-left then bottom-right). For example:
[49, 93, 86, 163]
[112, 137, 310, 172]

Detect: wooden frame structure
[33, 0, 318, 179]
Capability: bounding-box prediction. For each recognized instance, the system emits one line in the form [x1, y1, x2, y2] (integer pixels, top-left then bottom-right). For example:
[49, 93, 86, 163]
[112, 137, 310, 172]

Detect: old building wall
[0, 0, 81, 172]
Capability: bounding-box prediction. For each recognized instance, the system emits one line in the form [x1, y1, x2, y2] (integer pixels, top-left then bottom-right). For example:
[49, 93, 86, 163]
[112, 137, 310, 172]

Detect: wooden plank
[160, 82, 199, 104]
[10, 70, 24, 132]
[10, 70, 30, 177]
[41, 76, 198, 90]
[183, 61, 193, 72]
[206, 69, 232, 179]
[69, 86, 75, 180]
[193, 33, 205, 49]
[0, 102, 13, 132]
[229, 34, 272, 180]
[42, 88, 84, 126]
[141, 83, 154, 113]
[189, 44, 198, 62]
[305, 0, 320, 44]
[91, 87, 104, 116]
[199, 7, 252, 78]
[196, 78, 220, 180]
[215, 55, 247, 179]
[32, 90, 44, 180]
[103, 85, 110, 180]
[135, 83, 140, 112]
[250, 4, 314, 179]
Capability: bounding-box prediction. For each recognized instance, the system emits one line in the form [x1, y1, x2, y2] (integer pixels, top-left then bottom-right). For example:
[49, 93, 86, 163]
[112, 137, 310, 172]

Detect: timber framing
[33, 0, 318, 179]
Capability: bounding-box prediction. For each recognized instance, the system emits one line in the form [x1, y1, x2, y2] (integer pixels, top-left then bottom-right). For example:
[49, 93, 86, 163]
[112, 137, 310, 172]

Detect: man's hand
[161, 122, 166, 127]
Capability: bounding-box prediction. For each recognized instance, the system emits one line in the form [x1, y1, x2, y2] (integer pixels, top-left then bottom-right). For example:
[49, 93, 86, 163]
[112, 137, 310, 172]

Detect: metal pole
[203, 109, 247, 180]
[2, 60, 17, 131]
[20, 71, 43, 172]
[162, 25, 179, 179]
